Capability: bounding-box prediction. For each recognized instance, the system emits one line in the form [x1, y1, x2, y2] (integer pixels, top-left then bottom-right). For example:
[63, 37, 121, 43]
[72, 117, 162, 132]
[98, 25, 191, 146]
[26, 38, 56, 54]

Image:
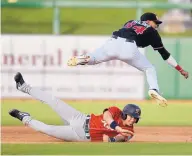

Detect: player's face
[148, 21, 159, 29]
[125, 115, 137, 126]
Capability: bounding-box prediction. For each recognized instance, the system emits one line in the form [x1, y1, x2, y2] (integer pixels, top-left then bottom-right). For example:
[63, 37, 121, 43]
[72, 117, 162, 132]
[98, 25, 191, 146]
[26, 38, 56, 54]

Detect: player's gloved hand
[180, 69, 189, 79]
[115, 126, 134, 136]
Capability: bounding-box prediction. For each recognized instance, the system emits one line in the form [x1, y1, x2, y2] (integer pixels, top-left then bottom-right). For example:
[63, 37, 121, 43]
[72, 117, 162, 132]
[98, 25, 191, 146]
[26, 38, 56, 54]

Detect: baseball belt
[84, 115, 91, 139]
[112, 35, 134, 43]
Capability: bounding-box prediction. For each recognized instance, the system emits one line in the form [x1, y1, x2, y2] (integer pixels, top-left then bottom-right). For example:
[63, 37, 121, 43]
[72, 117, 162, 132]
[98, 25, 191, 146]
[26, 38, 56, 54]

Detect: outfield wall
[145, 38, 192, 99]
[1, 35, 192, 99]
[1, 35, 145, 100]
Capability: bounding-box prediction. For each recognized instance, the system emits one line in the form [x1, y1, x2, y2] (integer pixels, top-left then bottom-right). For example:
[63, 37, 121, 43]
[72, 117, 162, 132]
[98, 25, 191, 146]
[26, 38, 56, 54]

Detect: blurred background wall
[1, 0, 192, 100]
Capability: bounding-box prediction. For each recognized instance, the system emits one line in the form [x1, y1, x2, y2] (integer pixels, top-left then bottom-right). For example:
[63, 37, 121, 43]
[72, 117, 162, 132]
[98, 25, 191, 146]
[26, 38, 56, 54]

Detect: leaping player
[67, 12, 189, 106]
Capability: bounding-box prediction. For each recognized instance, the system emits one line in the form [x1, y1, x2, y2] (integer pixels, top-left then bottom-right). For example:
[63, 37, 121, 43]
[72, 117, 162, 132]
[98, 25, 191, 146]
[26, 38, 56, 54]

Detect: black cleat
[14, 72, 25, 89]
[14, 72, 31, 93]
[9, 109, 30, 121]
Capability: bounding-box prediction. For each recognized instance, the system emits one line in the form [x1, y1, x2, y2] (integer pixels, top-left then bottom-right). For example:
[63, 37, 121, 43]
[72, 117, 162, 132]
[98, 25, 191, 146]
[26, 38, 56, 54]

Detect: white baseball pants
[86, 36, 159, 91]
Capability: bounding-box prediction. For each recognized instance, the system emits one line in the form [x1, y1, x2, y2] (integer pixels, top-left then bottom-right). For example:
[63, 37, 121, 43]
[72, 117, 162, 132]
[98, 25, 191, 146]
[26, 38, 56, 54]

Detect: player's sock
[86, 54, 96, 65]
[145, 67, 159, 91]
[18, 83, 32, 94]
[22, 116, 32, 125]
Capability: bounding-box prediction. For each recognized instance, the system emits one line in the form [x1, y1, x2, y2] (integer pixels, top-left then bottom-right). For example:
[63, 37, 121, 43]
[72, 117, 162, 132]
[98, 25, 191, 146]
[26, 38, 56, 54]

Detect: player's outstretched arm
[163, 53, 189, 79]
[151, 31, 189, 79]
[103, 134, 133, 142]
[103, 111, 134, 135]
[157, 47, 189, 79]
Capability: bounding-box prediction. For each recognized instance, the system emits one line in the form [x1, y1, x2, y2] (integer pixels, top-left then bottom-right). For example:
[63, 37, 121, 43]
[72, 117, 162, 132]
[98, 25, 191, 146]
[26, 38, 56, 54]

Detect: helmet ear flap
[136, 118, 139, 123]
[121, 112, 127, 120]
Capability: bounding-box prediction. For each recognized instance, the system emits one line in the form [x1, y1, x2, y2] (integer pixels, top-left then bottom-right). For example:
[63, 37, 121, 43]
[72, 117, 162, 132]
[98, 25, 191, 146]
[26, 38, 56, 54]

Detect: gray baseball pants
[86, 36, 160, 91]
[22, 86, 90, 142]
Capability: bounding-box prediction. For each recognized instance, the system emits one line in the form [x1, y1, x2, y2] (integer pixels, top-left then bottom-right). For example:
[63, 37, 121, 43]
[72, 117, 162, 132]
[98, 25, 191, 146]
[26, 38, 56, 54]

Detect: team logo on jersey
[133, 26, 146, 35]
[124, 21, 147, 35]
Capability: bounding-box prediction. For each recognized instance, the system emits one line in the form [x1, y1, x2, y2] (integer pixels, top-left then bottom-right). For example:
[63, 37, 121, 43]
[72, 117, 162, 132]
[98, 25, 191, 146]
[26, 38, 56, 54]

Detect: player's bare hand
[115, 126, 134, 136]
[180, 69, 189, 79]
[103, 134, 109, 142]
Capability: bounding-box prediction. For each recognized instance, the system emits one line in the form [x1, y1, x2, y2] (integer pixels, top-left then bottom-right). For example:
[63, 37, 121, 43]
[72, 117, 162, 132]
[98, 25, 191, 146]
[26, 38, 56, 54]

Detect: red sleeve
[108, 106, 122, 118]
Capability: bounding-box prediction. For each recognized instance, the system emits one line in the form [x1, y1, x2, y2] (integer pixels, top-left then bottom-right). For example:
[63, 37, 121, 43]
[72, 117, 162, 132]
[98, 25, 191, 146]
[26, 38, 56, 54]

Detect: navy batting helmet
[121, 104, 141, 123]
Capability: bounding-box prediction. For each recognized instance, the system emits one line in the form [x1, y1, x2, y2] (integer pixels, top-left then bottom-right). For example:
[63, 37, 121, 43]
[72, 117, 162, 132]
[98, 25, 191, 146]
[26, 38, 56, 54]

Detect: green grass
[2, 143, 192, 155]
[2, 99, 192, 126]
[2, 6, 192, 36]
[2, 99, 192, 155]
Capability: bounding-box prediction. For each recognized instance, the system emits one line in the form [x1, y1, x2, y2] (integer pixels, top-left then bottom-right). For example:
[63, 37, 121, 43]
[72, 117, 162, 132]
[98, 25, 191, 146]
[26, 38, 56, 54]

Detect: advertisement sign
[1, 35, 145, 99]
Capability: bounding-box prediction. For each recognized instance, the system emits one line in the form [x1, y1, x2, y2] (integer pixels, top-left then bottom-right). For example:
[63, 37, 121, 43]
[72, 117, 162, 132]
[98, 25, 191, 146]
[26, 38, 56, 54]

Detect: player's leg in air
[67, 37, 118, 66]
[67, 37, 167, 106]
[9, 72, 90, 142]
[120, 48, 167, 106]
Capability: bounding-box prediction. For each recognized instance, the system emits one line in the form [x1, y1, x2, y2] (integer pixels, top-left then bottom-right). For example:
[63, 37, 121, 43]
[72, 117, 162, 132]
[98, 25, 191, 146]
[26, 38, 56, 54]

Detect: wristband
[108, 137, 116, 142]
[110, 121, 118, 130]
[175, 65, 183, 72]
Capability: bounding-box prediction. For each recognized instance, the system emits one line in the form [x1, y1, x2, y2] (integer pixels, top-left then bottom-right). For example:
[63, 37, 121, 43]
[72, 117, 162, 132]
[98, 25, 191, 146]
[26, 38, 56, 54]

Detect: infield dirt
[2, 126, 192, 143]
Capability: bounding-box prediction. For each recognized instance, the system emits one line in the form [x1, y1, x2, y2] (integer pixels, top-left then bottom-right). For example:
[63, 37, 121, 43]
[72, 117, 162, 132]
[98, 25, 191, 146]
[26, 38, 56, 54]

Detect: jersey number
[124, 21, 135, 28]
[133, 26, 146, 34]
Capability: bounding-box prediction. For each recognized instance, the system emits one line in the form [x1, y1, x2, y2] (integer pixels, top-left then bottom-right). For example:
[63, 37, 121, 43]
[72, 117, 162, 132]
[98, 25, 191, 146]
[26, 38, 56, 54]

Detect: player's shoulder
[106, 106, 122, 117]
[123, 20, 134, 26]
[145, 26, 159, 35]
[128, 19, 134, 22]
[109, 106, 121, 110]
[149, 29, 161, 38]
[108, 106, 122, 113]
[103, 106, 122, 114]
[133, 20, 150, 27]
